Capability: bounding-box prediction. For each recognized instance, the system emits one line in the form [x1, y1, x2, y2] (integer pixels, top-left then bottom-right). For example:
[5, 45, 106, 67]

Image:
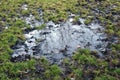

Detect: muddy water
[12, 16, 108, 64]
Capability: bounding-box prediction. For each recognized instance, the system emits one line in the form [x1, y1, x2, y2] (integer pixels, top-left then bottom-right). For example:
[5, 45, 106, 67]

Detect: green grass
[35, 24, 46, 30]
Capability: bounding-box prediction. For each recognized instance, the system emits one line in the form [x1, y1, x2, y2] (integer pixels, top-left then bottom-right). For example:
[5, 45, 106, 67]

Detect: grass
[69, 49, 120, 80]
[35, 24, 46, 30]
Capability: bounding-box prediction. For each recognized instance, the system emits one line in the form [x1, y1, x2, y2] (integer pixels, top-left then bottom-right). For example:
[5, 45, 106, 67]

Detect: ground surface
[0, 0, 120, 80]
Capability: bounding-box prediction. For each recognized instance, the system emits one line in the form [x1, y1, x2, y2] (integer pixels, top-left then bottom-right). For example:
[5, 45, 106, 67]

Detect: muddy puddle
[12, 13, 108, 64]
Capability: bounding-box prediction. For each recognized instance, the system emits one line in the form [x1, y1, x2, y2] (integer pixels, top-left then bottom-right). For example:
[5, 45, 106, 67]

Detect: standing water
[12, 15, 108, 64]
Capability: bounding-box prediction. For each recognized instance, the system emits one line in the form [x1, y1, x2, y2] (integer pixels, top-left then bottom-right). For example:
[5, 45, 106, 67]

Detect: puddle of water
[12, 16, 108, 64]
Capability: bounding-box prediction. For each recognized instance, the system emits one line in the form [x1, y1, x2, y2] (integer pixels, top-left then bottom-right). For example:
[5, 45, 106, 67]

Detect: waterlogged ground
[0, 0, 120, 80]
[12, 14, 108, 64]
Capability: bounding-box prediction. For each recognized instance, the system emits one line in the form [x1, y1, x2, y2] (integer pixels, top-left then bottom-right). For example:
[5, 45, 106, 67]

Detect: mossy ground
[0, 0, 120, 80]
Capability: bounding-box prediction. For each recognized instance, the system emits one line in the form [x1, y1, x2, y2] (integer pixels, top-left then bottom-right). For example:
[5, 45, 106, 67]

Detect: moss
[73, 16, 80, 24]
[62, 58, 70, 66]
[97, 59, 108, 67]
[0, 26, 24, 52]
[35, 24, 46, 30]
[0, 59, 35, 79]
[105, 29, 114, 35]
[112, 44, 120, 50]
[44, 64, 61, 80]
[72, 49, 97, 65]
[84, 19, 92, 25]
[111, 59, 119, 65]
[39, 57, 49, 66]
[116, 30, 120, 36]
[95, 74, 116, 80]
[74, 69, 83, 79]
[69, 48, 120, 79]
[50, 65, 61, 75]
[21, 10, 30, 16]
[113, 68, 120, 75]
[35, 15, 41, 21]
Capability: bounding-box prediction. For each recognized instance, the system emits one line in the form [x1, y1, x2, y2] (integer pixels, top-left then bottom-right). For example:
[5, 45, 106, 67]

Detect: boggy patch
[11, 16, 108, 64]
